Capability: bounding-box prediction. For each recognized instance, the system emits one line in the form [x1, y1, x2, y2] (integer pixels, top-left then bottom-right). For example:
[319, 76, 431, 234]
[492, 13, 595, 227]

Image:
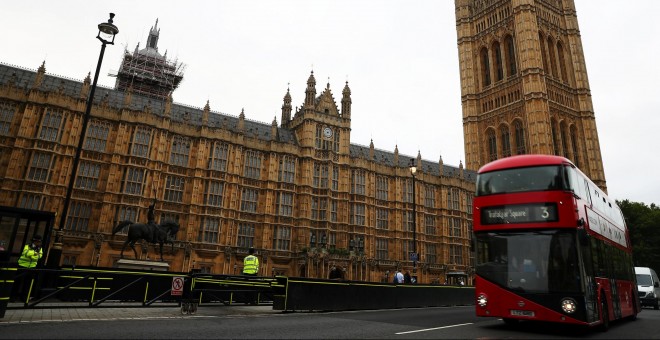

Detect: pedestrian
[393, 270, 404, 284]
[15, 235, 43, 302]
[242, 247, 260, 276]
[404, 271, 412, 284]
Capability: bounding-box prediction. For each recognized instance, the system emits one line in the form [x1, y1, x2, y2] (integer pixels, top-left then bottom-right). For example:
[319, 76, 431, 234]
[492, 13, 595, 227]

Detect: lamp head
[97, 13, 119, 44]
[409, 158, 417, 175]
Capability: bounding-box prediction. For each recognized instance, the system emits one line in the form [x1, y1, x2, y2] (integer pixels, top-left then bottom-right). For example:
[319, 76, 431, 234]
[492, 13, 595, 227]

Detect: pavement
[0, 302, 280, 324]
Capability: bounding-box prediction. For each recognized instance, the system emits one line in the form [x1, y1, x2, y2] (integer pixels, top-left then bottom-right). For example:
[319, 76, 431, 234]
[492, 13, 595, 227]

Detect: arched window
[551, 118, 560, 155]
[539, 32, 549, 74]
[570, 125, 580, 168]
[505, 35, 517, 76]
[500, 125, 511, 157]
[548, 36, 558, 78]
[560, 121, 569, 158]
[514, 120, 526, 155]
[557, 42, 568, 83]
[487, 129, 497, 161]
[494, 41, 504, 81]
[481, 47, 491, 87]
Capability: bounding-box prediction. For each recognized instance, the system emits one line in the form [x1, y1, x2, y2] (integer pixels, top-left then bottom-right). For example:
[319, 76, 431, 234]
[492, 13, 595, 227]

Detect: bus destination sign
[481, 203, 558, 225]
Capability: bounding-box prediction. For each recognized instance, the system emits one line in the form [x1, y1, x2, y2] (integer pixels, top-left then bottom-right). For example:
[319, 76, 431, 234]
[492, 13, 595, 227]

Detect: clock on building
[323, 127, 333, 139]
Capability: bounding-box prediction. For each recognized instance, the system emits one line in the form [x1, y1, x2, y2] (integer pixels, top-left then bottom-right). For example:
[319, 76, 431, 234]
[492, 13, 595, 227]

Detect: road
[1, 305, 659, 339]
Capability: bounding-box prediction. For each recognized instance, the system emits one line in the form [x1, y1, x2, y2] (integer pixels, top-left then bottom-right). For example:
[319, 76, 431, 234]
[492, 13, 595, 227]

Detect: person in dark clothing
[404, 271, 412, 284]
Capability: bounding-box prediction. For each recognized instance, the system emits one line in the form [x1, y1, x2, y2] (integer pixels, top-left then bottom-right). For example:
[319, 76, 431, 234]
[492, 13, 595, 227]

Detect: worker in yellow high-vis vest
[242, 247, 259, 305]
[242, 247, 259, 276]
[18, 235, 43, 268]
[15, 235, 43, 302]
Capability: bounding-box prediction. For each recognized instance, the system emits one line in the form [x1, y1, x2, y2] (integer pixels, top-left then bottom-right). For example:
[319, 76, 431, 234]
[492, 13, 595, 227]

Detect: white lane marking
[395, 322, 473, 335]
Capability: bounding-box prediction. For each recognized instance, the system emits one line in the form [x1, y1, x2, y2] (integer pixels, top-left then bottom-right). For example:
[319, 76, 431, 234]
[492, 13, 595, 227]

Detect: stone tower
[113, 19, 185, 100]
[455, 0, 606, 191]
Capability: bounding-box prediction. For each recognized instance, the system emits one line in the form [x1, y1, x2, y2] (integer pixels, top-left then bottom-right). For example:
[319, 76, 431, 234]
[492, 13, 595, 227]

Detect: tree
[618, 200, 660, 271]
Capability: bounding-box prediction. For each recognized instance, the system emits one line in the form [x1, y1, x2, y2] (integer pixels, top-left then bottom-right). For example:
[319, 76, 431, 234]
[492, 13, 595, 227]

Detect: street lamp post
[46, 13, 119, 268]
[409, 158, 417, 275]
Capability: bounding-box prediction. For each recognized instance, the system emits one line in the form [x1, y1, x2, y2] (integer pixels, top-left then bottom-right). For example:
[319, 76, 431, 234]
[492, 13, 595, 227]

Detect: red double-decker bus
[473, 155, 639, 331]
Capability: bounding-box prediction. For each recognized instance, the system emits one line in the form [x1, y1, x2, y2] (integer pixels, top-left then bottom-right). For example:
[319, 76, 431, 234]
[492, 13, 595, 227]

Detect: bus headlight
[561, 298, 577, 314]
[477, 293, 488, 307]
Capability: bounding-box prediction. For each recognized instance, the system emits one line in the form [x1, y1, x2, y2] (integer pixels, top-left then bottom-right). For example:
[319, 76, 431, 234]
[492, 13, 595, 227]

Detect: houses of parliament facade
[0, 0, 605, 284]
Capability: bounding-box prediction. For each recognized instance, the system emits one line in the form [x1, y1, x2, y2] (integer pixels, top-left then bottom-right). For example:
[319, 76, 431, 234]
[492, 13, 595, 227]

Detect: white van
[635, 267, 660, 310]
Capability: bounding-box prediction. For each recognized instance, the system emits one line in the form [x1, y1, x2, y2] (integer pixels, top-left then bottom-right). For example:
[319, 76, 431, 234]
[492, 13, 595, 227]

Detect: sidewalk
[0, 303, 279, 324]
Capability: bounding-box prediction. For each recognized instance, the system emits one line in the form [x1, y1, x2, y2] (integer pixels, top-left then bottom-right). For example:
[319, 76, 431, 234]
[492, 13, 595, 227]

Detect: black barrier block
[0, 267, 17, 318]
[275, 277, 474, 312]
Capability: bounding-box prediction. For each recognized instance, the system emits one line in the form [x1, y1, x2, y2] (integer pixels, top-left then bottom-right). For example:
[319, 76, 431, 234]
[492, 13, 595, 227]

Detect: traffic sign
[409, 252, 418, 262]
[171, 276, 184, 296]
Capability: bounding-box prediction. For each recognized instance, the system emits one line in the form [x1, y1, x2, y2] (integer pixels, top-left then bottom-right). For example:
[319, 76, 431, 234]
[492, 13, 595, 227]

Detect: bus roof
[478, 155, 574, 174]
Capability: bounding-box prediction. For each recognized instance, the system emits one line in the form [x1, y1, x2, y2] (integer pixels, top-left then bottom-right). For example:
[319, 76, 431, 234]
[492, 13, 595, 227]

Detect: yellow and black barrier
[272, 276, 474, 312]
[189, 273, 277, 305]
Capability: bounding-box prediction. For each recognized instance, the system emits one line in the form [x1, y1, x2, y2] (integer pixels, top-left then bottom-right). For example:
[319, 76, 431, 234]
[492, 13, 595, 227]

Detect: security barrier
[189, 273, 276, 305]
[272, 276, 474, 312]
[1, 266, 473, 318]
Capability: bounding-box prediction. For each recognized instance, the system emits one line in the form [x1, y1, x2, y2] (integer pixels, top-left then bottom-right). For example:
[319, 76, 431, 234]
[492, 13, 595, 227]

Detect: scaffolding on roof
[111, 49, 185, 100]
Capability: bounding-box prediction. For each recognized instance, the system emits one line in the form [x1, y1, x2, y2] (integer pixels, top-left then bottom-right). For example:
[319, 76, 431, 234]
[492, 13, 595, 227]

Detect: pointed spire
[394, 145, 399, 165]
[80, 71, 92, 99]
[32, 61, 46, 89]
[271, 116, 278, 141]
[281, 84, 292, 126]
[305, 70, 316, 108]
[341, 81, 352, 118]
[202, 100, 210, 125]
[147, 18, 160, 49]
[164, 94, 172, 118]
[416, 150, 422, 169]
[459, 160, 464, 178]
[133, 42, 140, 56]
[438, 154, 444, 176]
[238, 108, 245, 132]
[122, 84, 133, 107]
[369, 139, 375, 160]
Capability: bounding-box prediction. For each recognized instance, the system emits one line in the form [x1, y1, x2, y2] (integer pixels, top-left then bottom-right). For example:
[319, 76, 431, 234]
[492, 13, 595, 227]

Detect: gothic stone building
[0, 59, 475, 283]
[456, 0, 607, 191]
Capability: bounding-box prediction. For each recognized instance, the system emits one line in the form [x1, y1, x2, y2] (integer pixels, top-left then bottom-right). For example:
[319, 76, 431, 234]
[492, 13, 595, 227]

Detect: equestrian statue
[111, 197, 180, 261]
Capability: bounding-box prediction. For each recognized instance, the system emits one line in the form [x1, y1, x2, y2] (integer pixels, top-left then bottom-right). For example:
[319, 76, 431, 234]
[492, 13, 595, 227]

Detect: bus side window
[583, 179, 592, 206]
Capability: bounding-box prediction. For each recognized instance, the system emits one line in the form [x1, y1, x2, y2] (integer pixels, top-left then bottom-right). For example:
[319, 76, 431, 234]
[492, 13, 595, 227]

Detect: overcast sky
[3, 1, 659, 206]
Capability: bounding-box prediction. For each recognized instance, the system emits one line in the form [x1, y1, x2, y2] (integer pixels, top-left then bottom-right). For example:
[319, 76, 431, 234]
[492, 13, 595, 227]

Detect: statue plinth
[115, 258, 170, 272]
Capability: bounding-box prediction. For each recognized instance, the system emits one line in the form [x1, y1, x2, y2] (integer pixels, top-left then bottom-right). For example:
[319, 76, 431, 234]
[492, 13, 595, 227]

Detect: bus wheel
[599, 296, 610, 332]
[502, 318, 519, 326]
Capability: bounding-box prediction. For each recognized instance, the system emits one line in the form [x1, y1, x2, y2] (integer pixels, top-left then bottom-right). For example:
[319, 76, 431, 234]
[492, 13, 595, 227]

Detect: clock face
[323, 127, 333, 138]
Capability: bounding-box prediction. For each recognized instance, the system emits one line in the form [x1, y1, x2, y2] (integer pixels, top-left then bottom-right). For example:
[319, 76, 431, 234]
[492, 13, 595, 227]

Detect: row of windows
[480, 35, 517, 88]
[17, 108, 470, 212]
[24, 148, 472, 215]
[551, 119, 581, 168]
[486, 120, 527, 161]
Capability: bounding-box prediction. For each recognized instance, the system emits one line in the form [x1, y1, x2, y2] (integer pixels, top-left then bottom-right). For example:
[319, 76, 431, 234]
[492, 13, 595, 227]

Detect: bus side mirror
[655, 282, 659, 288]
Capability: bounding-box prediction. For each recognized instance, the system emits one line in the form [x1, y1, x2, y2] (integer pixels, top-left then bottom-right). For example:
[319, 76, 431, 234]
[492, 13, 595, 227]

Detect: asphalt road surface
[2, 305, 659, 339]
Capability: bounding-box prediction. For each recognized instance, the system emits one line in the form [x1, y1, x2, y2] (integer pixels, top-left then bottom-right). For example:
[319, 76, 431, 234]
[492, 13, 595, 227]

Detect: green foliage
[618, 199, 660, 271]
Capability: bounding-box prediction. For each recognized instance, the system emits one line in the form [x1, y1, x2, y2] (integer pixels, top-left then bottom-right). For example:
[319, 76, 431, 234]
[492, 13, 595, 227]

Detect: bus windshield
[476, 165, 567, 196]
[475, 230, 581, 293]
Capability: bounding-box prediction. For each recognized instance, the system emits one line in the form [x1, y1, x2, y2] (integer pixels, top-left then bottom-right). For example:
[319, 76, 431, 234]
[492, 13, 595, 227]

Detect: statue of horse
[112, 220, 180, 261]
